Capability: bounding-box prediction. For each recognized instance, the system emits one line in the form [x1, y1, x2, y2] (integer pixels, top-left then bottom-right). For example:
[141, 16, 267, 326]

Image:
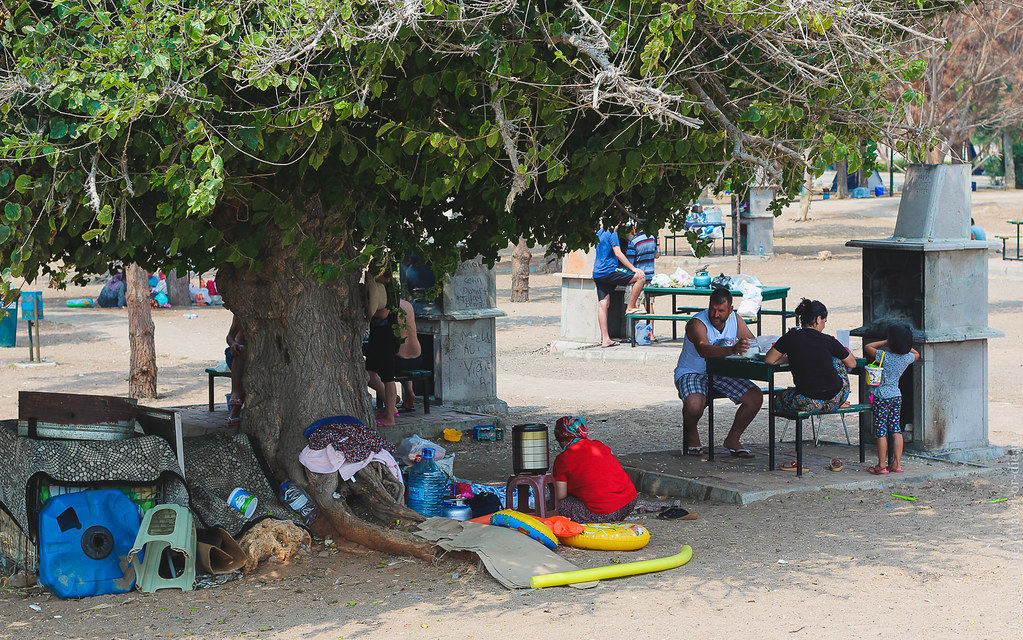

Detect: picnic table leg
[208, 373, 216, 411]
[768, 374, 776, 471]
[858, 372, 869, 463]
[707, 373, 715, 461]
[795, 416, 803, 478]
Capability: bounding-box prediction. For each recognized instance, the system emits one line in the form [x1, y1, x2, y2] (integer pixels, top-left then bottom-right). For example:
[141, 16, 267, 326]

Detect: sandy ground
[1, 187, 1022, 638]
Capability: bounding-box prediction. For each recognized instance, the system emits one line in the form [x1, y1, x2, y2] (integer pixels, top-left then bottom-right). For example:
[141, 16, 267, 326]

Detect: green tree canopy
[1, 0, 955, 290]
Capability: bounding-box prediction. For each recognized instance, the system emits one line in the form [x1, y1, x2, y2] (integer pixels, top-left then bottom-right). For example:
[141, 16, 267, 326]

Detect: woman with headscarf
[551, 416, 638, 523]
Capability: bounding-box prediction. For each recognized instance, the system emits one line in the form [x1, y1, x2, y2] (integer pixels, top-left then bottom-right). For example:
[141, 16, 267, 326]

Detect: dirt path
[1, 190, 1021, 638]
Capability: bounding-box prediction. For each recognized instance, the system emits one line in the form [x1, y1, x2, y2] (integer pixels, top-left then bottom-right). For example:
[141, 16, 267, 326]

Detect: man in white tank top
[673, 289, 763, 458]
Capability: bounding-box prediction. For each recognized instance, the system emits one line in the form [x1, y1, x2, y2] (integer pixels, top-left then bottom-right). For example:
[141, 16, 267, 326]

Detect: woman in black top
[763, 299, 857, 413]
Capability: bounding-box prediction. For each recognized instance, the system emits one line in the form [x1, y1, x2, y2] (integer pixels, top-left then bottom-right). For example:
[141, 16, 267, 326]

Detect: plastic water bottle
[407, 448, 445, 517]
[279, 481, 319, 525]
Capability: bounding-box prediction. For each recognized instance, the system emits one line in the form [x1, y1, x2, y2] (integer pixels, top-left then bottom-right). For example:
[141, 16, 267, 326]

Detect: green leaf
[98, 204, 113, 225]
[4, 203, 21, 222]
[14, 175, 32, 194]
[0, 226, 11, 244]
[81, 229, 104, 242]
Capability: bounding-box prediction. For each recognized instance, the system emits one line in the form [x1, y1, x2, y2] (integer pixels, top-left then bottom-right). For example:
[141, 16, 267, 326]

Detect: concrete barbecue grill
[847, 164, 1002, 458]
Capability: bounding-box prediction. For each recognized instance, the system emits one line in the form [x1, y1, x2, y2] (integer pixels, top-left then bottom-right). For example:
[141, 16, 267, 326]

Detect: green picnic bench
[205, 368, 231, 411]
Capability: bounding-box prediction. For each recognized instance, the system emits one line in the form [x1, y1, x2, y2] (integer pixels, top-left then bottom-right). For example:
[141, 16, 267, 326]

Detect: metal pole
[33, 298, 41, 362]
[889, 148, 895, 197]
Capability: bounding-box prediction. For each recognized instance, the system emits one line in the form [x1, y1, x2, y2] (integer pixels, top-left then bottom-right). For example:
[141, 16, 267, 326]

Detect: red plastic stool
[505, 474, 558, 518]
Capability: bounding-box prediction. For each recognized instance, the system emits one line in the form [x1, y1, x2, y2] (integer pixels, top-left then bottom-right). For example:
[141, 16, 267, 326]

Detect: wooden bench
[626, 313, 754, 346]
[205, 368, 232, 411]
[775, 403, 873, 476]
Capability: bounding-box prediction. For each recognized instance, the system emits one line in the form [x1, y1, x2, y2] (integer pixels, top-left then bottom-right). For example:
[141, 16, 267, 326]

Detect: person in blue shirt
[592, 225, 645, 347]
[970, 218, 986, 241]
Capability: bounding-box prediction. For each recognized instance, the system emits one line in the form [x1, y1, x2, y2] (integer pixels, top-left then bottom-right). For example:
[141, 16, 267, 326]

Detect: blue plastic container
[874, 185, 884, 197]
[407, 448, 445, 518]
[20, 291, 43, 320]
[38, 489, 141, 599]
[0, 302, 16, 348]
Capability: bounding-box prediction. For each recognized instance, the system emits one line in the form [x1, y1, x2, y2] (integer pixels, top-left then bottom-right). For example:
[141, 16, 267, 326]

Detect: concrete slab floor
[619, 441, 995, 505]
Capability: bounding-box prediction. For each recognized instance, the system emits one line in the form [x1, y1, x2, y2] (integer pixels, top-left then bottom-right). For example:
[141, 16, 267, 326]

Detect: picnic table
[664, 222, 733, 257]
[705, 356, 870, 475]
[999, 220, 1022, 261]
[627, 284, 792, 346]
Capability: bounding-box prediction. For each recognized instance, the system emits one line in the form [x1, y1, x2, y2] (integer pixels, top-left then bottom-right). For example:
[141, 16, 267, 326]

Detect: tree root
[312, 482, 436, 561]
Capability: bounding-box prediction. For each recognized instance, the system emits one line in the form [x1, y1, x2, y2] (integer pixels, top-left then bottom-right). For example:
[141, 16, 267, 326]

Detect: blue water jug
[407, 448, 445, 518]
[38, 489, 142, 599]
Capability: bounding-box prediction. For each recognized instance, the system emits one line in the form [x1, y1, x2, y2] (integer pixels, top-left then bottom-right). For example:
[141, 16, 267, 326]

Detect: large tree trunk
[1004, 129, 1017, 190]
[215, 196, 435, 560]
[510, 237, 531, 302]
[126, 263, 157, 399]
[835, 160, 849, 199]
[166, 269, 191, 307]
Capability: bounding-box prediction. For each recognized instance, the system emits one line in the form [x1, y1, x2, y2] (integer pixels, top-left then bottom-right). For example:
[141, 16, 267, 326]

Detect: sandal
[867, 465, 889, 475]
[657, 507, 698, 521]
[727, 448, 755, 459]
[685, 446, 705, 456]
[226, 417, 241, 428]
[887, 465, 904, 473]
[780, 460, 808, 472]
[829, 458, 844, 472]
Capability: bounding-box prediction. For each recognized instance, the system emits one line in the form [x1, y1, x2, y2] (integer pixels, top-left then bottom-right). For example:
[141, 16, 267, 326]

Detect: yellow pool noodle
[529, 545, 693, 589]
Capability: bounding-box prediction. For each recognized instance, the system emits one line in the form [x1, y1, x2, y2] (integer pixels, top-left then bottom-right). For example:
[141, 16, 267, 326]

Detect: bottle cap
[422, 448, 435, 459]
[280, 480, 291, 491]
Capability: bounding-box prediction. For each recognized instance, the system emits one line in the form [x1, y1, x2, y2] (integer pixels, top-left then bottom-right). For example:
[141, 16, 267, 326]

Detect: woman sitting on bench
[763, 298, 856, 414]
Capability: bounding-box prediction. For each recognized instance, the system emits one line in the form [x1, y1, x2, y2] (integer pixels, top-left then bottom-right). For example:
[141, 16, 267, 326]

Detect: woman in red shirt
[552, 416, 638, 523]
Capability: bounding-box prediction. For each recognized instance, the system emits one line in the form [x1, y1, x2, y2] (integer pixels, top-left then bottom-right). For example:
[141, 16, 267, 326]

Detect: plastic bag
[634, 321, 652, 345]
[730, 274, 762, 288]
[711, 273, 731, 289]
[650, 273, 673, 287]
[670, 267, 691, 286]
[735, 279, 763, 318]
[396, 435, 446, 464]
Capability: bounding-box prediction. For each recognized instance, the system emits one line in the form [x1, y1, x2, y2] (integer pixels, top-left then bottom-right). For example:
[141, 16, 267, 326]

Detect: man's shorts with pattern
[675, 373, 757, 404]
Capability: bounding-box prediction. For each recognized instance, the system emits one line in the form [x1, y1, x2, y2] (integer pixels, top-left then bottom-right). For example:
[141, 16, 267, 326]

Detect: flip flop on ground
[601, 340, 620, 348]
[727, 448, 755, 459]
[685, 446, 705, 455]
[780, 460, 808, 472]
[887, 465, 904, 473]
[829, 458, 844, 472]
[867, 464, 889, 475]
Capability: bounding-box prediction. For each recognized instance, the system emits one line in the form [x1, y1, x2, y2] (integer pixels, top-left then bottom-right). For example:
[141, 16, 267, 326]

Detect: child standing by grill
[863, 323, 919, 474]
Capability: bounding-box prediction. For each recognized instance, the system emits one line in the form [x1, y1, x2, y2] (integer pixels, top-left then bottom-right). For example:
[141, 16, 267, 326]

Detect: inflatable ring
[489, 510, 558, 551]
[561, 523, 650, 551]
